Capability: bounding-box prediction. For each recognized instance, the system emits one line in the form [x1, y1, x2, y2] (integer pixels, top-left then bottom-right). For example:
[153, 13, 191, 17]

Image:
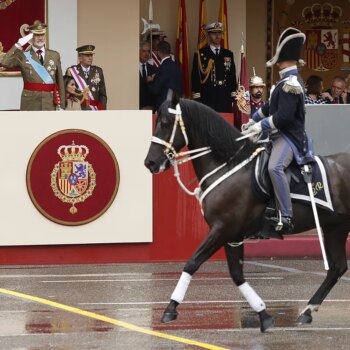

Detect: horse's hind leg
[224, 243, 274, 332]
[297, 226, 349, 325]
[161, 226, 226, 323]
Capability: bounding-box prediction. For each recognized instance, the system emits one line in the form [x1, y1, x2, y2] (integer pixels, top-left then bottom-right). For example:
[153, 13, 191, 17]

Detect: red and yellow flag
[176, 0, 190, 97]
[218, 0, 229, 49]
[197, 0, 207, 49]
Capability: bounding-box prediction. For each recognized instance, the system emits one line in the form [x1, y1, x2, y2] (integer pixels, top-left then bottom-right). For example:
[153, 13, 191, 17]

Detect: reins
[151, 103, 265, 206]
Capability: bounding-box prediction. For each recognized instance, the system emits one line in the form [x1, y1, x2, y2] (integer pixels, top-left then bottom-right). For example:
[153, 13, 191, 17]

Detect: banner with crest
[0, 0, 46, 76]
[270, 0, 350, 84]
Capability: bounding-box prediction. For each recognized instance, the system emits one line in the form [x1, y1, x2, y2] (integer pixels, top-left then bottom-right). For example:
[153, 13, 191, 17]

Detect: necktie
[215, 48, 219, 56]
[37, 49, 44, 65]
[142, 63, 147, 81]
[334, 97, 339, 104]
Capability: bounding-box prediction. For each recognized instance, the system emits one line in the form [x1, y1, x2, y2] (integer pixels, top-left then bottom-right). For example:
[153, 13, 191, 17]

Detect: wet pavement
[0, 259, 349, 349]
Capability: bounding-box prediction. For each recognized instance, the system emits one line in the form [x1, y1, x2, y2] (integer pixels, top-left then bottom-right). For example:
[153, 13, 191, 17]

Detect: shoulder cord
[197, 51, 214, 85]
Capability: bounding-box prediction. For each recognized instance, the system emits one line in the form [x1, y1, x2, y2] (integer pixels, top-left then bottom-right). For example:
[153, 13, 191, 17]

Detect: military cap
[28, 20, 47, 35]
[206, 22, 224, 33]
[76, 45, 95, 55]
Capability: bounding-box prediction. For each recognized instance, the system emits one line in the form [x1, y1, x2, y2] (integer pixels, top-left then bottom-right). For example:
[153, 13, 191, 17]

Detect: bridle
[150, 103, 265, 203]
[151, 103, 212, 165]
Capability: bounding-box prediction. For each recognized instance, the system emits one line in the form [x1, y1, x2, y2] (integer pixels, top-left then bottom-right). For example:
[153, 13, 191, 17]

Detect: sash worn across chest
[23, 51, 60, 106]
[70, 66, 101, 111]
[23, 51, 53, 83]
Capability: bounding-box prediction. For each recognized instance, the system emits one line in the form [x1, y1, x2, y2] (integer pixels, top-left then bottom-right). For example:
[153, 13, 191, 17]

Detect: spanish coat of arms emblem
[51, 141, 96, 214]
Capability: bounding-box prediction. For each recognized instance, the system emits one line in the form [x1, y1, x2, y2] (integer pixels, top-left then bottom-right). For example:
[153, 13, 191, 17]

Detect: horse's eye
[159, 116, 171, 127]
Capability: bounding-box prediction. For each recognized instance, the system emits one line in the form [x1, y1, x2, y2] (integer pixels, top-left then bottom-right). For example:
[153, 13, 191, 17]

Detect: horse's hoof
[258, 310, 275, 332]
[260, 315, 274, 332]
[297, 312, 312, 325]
[161, 311, 178, 323]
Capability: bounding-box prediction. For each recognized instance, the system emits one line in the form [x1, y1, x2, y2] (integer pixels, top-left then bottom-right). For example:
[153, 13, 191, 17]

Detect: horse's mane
[161, 99, 259, 163]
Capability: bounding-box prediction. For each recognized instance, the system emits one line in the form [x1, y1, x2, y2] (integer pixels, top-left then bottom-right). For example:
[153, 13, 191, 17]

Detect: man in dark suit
[324, 76, 350, 104]
[67, 45, 107, 110]
[148, 41, 183, 111]
[139, 41, 157, 109]
[191, 22, 237, 113]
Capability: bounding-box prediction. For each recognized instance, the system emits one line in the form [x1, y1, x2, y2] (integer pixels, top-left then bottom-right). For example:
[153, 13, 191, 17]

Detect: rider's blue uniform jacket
[252, 66, 314, 165]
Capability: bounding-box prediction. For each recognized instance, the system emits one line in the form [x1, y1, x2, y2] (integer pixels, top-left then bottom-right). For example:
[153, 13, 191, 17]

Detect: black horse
[144, 97, 350, 332]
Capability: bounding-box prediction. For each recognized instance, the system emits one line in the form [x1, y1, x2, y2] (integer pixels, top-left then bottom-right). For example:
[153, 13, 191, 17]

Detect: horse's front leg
[224, 243, 274, 332]
[161, 226, 226, 323]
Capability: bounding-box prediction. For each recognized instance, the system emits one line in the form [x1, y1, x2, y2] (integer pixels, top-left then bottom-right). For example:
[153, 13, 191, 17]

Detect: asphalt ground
[0, 258, 349, 350]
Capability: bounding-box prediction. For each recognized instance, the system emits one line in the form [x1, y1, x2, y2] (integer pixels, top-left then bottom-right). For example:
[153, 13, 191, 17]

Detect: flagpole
[239, 32, 246, 86]
[149, 0, 153, 61]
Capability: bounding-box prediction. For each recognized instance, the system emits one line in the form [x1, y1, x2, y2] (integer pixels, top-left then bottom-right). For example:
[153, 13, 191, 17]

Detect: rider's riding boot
[269, 216, 294, 233]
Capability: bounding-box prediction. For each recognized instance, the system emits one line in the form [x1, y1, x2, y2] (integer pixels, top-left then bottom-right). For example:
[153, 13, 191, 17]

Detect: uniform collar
[33, 46, 45, 54]
[160, 56, 171, 64]
[250, 99, 264, 106]
[80, 64, 91, 72]
[210, 45, 221, 54]
[279, 65, 298, 79]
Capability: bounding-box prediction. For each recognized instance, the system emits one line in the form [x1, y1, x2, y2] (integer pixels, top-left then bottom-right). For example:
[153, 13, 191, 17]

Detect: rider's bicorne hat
[266, 27, 305, 67]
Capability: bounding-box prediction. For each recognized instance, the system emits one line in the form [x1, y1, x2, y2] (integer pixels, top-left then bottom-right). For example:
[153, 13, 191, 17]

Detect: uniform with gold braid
[67, 44, 107, 110]
[191, 22, 237, 113]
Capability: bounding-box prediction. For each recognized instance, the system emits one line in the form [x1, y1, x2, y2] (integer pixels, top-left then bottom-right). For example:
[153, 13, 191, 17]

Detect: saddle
[251, 143, 334, 239]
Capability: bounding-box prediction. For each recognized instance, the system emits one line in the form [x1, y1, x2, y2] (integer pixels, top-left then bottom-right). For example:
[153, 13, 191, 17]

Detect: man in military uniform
[249, 71, 265, 115]
[67, 45, 107, 110]
[243, 27, 314, 233]
[1, 20, 65, 110]
[191, 22, 237, 113]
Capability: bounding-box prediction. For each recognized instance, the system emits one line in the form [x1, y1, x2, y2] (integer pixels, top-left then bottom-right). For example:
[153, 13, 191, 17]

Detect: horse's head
[145, 95, 188, 174]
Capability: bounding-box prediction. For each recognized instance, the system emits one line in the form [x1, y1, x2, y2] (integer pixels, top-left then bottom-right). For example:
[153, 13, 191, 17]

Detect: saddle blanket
[253, 154, 334, 212]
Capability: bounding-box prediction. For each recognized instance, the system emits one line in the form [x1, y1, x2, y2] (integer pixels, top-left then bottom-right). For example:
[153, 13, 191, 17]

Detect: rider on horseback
[242, 27, 314, 233]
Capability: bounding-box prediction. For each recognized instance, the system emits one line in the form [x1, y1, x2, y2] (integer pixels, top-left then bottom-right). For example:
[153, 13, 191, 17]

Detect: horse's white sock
[238, 282, 266, 312]
[171, 272, 192, 303]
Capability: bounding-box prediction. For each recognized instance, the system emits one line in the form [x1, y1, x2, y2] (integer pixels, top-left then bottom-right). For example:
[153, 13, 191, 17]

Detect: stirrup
[269, 214, 294, 233]
[275, 211, 283, 231]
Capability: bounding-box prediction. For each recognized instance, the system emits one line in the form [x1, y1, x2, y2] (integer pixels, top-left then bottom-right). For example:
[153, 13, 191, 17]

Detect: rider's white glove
[241, 121, 263, 142]
[241, 119, 256, 132]
[17, 33, 33, 47]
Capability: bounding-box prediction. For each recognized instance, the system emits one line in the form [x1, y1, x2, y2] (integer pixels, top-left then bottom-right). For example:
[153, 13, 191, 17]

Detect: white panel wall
[47, 0, 78, 72]
[0, 0, 77, 110]
[0, 110, 152, 245]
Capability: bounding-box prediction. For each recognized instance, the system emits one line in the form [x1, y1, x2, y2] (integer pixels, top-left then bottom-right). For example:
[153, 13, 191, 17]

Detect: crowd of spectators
[305, 75, 350, 105]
